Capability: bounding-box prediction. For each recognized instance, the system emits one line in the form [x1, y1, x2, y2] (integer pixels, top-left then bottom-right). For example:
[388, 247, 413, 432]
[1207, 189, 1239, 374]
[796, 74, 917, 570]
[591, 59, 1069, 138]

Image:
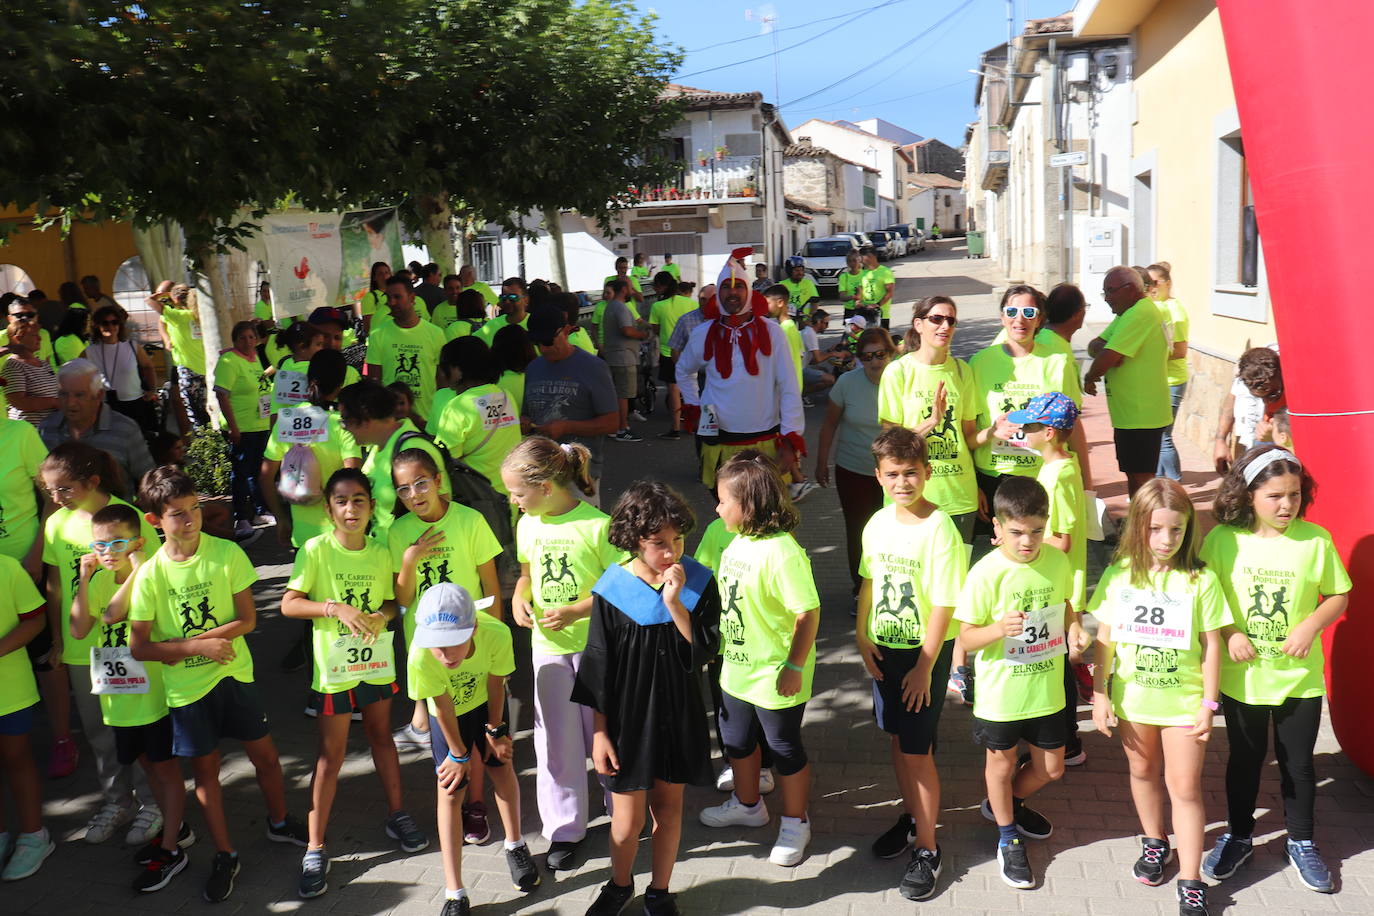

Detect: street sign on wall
[1049, 150, 1089, 167]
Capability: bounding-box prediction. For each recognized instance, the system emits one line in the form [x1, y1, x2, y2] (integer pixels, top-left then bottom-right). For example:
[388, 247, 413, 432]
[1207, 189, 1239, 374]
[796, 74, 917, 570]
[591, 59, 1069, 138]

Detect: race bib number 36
[1004, 602, 1067, 665]
[277, 406, 329, 443]
[89, 646, 151, 695]
[1114, 587, 1192, 650]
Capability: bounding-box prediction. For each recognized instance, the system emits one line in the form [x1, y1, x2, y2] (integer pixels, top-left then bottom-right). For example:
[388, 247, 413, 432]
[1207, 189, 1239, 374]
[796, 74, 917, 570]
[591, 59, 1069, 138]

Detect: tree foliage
[0, 0, 684, 257]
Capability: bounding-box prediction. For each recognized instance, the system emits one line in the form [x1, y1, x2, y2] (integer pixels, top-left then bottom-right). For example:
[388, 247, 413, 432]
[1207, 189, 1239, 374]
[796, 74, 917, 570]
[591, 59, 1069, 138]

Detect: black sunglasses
[859, 350, 891, 363]
[9, 311, 37, 321]
[921, 314, 957, 327]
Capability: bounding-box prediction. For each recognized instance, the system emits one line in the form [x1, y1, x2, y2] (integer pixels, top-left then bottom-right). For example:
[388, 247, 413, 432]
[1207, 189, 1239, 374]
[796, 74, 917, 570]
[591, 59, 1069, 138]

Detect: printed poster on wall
[261, 212, 343, 321]
[338, 209, 404, 310]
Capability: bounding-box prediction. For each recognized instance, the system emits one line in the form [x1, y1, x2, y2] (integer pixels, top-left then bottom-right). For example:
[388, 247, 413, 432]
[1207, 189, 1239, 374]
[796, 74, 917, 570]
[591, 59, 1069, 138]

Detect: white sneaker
[630, 410, 649, 422]
[252, 513, 277, 527]
[124, 806, 163, 846]
[392, 723, 431, 751]
[716, 765, 775, 794]
[84, 802, 135, 844]
[770, 815, 811, 866]
[789, 480, 820, 504]
[699, 794, 769, 828]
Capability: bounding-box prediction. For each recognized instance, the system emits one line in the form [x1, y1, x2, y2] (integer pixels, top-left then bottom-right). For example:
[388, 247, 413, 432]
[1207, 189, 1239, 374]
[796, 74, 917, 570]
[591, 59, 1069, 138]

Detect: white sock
[445, 887, 468, 901]
[504, 839, 525, 850]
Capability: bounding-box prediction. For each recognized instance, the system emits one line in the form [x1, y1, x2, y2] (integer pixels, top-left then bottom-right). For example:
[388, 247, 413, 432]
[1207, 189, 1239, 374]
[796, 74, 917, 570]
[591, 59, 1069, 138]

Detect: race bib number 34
[1005, 602, 1067, 665]
[1114, 587, 1192, 650]
[277, 406, 329, 444]
[89, 646, 151, 695]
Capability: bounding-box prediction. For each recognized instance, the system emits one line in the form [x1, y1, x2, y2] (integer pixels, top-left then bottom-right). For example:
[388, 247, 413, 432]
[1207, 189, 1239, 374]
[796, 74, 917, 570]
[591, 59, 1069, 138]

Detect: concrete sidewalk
[11, 242, 1372, 915]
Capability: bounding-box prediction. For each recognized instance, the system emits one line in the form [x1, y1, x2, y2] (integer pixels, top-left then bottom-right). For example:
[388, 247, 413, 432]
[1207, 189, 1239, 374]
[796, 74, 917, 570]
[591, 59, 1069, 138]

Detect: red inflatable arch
[1216, 0, 1374, 777]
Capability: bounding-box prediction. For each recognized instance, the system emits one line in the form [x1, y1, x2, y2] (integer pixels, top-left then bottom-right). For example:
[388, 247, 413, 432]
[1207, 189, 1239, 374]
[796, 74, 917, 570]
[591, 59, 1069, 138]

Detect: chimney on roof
[797, 136, 812, 147]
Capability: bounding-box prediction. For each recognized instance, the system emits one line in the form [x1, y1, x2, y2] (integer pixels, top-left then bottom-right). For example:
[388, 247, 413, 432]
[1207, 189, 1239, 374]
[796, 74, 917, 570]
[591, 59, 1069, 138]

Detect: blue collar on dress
[591, 555, 713, 625]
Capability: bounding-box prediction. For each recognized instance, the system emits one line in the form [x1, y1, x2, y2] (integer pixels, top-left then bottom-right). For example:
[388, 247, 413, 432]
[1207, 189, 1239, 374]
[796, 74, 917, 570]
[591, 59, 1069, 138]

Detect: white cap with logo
[411, 583, 487, 649]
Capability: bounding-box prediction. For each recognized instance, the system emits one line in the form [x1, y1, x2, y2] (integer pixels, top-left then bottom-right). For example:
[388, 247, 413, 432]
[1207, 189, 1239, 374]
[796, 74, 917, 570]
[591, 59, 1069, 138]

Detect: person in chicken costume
[676, 248, 806, 488]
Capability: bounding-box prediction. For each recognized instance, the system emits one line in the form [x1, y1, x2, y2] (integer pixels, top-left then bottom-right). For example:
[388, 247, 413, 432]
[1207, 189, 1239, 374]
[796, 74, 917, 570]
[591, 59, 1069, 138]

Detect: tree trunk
[418, 192, 456, 274]
[192, 244, 252, 398]
[545, 209, 568, 289]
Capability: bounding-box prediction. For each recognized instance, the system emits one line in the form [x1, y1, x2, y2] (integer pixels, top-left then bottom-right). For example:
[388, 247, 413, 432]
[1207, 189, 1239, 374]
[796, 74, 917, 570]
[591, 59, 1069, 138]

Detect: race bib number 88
[277, 406, 329, 444]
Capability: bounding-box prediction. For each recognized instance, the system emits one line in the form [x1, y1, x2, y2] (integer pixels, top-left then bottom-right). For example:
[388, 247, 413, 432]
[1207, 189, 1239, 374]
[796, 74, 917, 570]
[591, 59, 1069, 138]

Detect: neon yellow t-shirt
[877, 354, 979, 515]
[954, 546, 1073, 722]
[1201, 520, 1352, 705]
[568, 327, 597, 355]
[989, 327, 1074, 357]
[213, 350, 270, 434]
[128, 536, 258, 708]
[360, 289, 387, 322]
[516, 501, 622, 655]
[388, 500, 501, 643]
[360, 420, 450, 535]
[429, 301, 459, 330]
[649, 295, 697, 358]
[431, 384, 520, 493]
[778, 317, 804, 388]
[365, 318, 447, 420]
[693, 518, 736, 574]
[159, 307, 206, 375]
[860, 265, 895, 317]
[780, 278, 820, 312]
[55, 334, 86, 365]
[43, 496, 159, 666]
[663, 263, 681, 281]
[859, 506, 966, 649]
[287, 532, 397, 693]
[592, 300, 609, 348]
[1101, 298, 1173, 429]
[1037, 455, 1087, 609]
[475, 314, 528, 346]
[0, 555, 44, 716]
[717, 532, 819, 709]
[1157, 297, 1189, 387]
[88, 569, 169, 727]
[408, 612, 514, 718]
[0, 419, 47, 562]
[254, 299, 272, 322]
[497, 370, 525, 417]
[837, 270, 863, 305]
[1088, 563, 1229, 727]
[969, 341, 1083, 477]
[264, 409, 362, 549]
[269, 357, 310, 412]
[605, 275, 643, 296]
[445, 319, 477, 342]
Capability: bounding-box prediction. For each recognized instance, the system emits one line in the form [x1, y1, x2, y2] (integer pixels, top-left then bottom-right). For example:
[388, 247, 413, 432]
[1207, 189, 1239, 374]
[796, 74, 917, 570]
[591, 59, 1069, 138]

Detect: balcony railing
[628, 155, 762, 205]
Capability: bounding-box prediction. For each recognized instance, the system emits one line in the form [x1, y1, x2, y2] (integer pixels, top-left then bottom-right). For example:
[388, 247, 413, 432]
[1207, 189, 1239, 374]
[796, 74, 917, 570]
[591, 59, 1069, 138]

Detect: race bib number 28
[1113, 587, 1192, 650]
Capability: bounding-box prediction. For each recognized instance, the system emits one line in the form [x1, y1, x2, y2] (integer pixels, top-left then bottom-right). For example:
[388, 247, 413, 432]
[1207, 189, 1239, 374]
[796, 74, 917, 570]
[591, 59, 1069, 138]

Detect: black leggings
[1221, 694, 1322, 841]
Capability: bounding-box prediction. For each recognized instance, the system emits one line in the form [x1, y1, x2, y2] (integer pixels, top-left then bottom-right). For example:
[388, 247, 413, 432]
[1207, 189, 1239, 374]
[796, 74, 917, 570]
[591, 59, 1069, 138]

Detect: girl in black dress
[572, 481, 721, 916]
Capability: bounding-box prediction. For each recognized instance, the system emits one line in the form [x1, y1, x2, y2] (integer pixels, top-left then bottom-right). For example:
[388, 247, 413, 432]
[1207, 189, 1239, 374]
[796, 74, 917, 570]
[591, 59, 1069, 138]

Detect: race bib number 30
[1114, 587, 1192, 650]
[89, 646, 151, 695]
[322, 633, 396, 685]
[277, 406, 329, 443]
[1005, 602, 1067, 665]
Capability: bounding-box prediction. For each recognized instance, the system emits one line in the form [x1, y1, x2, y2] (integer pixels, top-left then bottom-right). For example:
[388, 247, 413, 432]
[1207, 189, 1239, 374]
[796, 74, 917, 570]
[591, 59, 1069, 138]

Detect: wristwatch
[485, 722, 510, 739]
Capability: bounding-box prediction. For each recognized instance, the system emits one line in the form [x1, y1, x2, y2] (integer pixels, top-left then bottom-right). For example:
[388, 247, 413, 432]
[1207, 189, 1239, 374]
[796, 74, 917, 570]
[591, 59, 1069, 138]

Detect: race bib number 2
[1004, 602, 1067, 664]
[277, 406, 329, 443]
[89, 646, 151, 695]
[274, 369, 308, 406]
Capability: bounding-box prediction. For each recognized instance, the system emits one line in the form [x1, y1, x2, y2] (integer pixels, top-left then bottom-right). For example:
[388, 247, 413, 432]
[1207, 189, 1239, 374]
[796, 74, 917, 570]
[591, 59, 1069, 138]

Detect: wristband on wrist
[782, 660, 804, 673]
[1201, 698, 1220, 712]
[323, 600, 336, 618]
[446, 750, 470, 764]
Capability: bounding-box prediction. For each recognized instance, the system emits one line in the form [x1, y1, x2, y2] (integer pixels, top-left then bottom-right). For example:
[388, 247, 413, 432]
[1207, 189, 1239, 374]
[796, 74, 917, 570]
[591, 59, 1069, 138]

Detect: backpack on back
[278, 443, 324, 505]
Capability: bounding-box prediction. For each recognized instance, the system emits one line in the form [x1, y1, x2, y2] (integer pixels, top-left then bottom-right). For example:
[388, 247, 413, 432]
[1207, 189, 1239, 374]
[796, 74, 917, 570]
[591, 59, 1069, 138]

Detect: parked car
[797, 235, 860, 293]
[835, 231, 875, 254]
[884, 223, 921, 254]
[867, 230, 900, 260]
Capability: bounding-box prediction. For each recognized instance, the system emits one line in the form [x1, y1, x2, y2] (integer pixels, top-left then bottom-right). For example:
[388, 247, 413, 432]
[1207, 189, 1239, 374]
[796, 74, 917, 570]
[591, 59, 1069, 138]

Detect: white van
[798, 235, 860, 293]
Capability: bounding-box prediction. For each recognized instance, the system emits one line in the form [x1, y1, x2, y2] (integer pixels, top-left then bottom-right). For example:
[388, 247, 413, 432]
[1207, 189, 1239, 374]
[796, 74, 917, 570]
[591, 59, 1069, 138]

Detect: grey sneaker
[298, 848, 329, 899]
[266, 813, 309, 846]
[385, 810, 429, 853]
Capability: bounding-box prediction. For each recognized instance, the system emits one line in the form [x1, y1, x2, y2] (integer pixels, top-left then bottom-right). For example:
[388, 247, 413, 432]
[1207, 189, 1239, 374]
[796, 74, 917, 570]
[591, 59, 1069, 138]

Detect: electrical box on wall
[1065, 53, 1090, 84]
[1081, 217, 1126, 322]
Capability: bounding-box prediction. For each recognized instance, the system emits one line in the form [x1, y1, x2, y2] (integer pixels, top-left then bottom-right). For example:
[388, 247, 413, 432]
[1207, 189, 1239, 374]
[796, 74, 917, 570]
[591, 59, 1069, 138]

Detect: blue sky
[649, 0, 1070, 149]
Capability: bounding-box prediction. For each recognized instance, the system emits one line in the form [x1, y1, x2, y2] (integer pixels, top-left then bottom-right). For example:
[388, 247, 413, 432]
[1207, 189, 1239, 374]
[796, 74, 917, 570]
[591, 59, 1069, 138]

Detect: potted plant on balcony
[697, 149, 708, 166]
[715, 145, 729, 160]
[741, 184, 756, 198]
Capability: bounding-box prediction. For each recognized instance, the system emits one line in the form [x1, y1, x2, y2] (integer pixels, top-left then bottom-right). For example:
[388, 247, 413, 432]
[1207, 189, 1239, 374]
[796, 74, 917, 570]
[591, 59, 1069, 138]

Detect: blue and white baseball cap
[412, 583, 477, 649]
[1007, 392, 1081, 430]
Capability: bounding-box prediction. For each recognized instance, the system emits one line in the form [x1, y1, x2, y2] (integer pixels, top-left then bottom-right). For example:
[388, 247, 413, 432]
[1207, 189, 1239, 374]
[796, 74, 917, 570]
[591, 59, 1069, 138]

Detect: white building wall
[793, 120, 898, 206]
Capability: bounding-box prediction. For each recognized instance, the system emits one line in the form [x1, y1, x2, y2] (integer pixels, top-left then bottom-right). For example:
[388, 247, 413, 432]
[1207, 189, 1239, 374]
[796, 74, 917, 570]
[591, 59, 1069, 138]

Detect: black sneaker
[298, 848, 329, 898]
[1133, 837, 1173, 886]
[954, 665, 975, 705]
[266, 813, 309, 846]
[1177, 878, 1210, 915]
[979, 798, 1053, 839]
[546, 838, 581, 871]
[871, 812, 915, 859]
[643, 886, 680, 916]
[997, 838, 1034, 889]
[898, 845, 942, 901]
[656, 430, 682, 440]
[203, 851, 240, 903]
[611, 430, 643, 442]
[439, 897, 472, 916]
[586, 880, 635, 915]
[385, 810, 429, 853]
[133, 847, 189, 893]
[1201, 832, 1252, 881]
[134, 822, 196, 866]
[506, 843, 540, 891]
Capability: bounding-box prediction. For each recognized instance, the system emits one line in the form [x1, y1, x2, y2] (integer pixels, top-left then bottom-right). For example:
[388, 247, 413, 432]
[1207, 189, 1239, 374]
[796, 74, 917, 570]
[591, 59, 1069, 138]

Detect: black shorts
[25, 622, 55, 672]
[427, 698, 511, 771]
[872, 640, 954, 755]
[0, 704, 35, 736]
[309, 681, 398, 717]
[658, 354, 677, 385]
[114, 715, 175, 766]
[718, 691, 808, 776]
[169, 677, 272, 759]
[971, 708, 1068, 751]
[1114, 426, 1166, 474]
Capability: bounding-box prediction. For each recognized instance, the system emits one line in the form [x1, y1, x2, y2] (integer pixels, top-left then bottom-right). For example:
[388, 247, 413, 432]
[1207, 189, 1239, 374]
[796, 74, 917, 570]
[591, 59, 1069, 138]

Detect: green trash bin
[966, 230, 985, 258]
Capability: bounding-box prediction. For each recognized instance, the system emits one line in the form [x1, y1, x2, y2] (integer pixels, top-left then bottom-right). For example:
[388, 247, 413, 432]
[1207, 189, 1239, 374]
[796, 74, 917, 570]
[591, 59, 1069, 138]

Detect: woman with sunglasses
[968, 285, 1087, 503]
[818, 326, 900, 603]
[84, 306, 159, 432]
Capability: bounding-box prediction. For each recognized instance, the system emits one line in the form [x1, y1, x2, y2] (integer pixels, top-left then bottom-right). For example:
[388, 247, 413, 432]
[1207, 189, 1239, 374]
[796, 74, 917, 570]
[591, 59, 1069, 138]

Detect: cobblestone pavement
[13, 242, 1372, 915]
